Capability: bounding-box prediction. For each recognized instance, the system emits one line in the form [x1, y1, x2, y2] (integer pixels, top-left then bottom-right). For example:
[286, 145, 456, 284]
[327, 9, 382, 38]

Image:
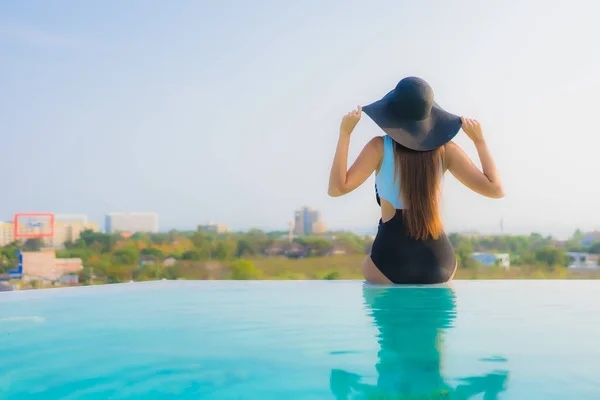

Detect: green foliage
[332, 233, 370, 254]
[148, 233, 170, 245]
[228, 259, 262, 280]
[133, 263, 168, 281]
[455, 241, 475, 269]
[77, 267, 94, 285]
[5, 227, 600, 286]
[76, 230, 119, 253]
[23, 238, 43, 251]
[56, 248, 95, 262]
[0, 242, 20, 273]
[236, 239, 256, 257]
[212, 240, 237, 260]
[534, 246, 567, 267]
[246, 228, 267, 237]
[112, 246, 139, 265]
[518, 252, 537, 266]
[295, 237, 333, 256]
[588, 241, 600, 254]
[182, 249, 207, 261]
[104, 264, 133, 283]
[323, 271, 340, 280]
[140, 247, 164, 258]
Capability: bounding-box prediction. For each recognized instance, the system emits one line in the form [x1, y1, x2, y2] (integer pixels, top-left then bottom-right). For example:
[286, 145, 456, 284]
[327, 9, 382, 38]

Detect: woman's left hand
[340, 106, 362, 135]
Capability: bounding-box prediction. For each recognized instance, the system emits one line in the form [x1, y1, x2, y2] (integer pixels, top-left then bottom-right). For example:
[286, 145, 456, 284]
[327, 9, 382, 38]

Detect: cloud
[0, 21, 81, 47]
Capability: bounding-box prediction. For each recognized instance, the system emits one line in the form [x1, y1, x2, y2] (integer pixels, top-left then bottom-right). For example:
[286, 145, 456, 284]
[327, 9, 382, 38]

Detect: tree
[78, 267, 93, 285]
[229, 259, 262, 280]
[104, 264, 133, 283]
[304, 237, 333, 256]
[323, 271, 340, 280]
[191, 230, 207, 247]
[456, 241, 475, 269]
[534, 246, 567, 267]
[0, 243, 20, 266]
[236, 239, 256, 257]
[330, 233, 368, 254]
[78, 230, 118, 253]
[588, 241, 600, 254]
[56, 248, 94, 262]
[518, 251, 537, 266]
[0, 258, 11, 274]
[140, 247, 164, 258]
[134, 263, 167, 281]
[23, 238, 43, 251]
[182, 249, 205, 261]
[112, 246, 139, 265]
[247, 228, 267, 237]
[149, 233, 170, 245]
[212, 241, 237, 260]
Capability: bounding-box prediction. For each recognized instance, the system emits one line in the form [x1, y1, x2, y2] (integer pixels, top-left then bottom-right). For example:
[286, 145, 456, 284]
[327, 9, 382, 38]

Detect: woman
[328, 77, 504, 284]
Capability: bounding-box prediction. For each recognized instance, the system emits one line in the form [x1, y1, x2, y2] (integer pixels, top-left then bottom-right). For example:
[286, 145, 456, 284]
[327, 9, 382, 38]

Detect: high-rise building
[105, 212, 159, 234]
[49, 221, 99, 248]
[199, 223, 229, 233]
[0, 222, 13, 247]
[293, 207, 326, 236]
[0, 215, 98, 248]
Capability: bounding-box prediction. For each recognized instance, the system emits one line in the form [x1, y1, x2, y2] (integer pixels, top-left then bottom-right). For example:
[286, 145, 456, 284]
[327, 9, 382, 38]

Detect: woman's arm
[446, 117, 504, 199]
[328, 106, 383, 197]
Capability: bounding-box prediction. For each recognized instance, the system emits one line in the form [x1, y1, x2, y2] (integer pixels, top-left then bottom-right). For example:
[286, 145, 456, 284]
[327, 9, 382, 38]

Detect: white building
[199, 223, 229, 233]
[0, 222, 13, 247]
[470, 252, 511, 270]
[105, 212, 159, 234]
[566, 252, 599, 269]
[1, 216, 97, 248]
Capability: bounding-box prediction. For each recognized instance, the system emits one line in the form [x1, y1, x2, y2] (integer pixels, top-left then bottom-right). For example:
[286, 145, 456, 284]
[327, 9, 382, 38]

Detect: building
[580, 231, 600, 247]
[47, 220, 99, 249]
[293, 207, 327, 236]
[55, 214, 88, 224]
[0, 216, 98, 248]
[566, 252, 599, 269]
[199, 223, 229, 233]
[20, 249, 83, 283]
[0, 222, 13, 247]
[470, 252, 511, 269]
[105, 212, 159, 234]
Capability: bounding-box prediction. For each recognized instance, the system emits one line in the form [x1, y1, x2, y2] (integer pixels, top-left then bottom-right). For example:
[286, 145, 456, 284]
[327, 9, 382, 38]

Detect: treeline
[2, 227, 599, 284]
[450, 230, 600, 270]
[50, 228, 372, 284]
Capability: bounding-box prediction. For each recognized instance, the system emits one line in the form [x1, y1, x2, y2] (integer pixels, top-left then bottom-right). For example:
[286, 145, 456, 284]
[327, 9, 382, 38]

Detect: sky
[1, 0, 599, 239]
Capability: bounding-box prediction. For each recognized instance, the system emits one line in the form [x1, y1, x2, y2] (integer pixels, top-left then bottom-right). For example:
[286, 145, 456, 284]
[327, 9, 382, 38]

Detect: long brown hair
[394, 142, 445, 240]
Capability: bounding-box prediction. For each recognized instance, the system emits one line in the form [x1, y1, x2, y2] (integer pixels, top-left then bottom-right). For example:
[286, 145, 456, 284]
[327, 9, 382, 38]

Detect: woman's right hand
[340, 106, 362, 136]
[461, 117, 484, 143]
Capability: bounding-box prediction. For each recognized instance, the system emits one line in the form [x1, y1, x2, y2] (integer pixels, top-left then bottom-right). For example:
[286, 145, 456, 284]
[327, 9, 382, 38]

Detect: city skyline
[1, 208, 597, 241]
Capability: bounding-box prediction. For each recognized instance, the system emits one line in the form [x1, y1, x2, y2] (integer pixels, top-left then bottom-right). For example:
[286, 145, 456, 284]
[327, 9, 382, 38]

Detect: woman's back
[375, 135, 446, 238]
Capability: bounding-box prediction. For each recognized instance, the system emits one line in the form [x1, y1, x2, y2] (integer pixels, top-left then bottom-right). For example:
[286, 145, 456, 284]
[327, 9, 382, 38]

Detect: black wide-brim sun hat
[362, 77, 462, 151]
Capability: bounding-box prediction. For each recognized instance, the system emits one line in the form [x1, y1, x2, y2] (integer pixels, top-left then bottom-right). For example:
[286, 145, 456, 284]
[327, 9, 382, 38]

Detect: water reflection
[330, 285, 509, 399]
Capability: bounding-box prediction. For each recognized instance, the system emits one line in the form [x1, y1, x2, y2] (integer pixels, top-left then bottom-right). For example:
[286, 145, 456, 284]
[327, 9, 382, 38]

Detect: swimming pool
[1, 280, 599, 399]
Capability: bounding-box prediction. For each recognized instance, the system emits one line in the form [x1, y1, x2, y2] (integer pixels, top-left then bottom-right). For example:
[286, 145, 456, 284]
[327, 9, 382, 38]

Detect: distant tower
[500, 218, 504, 234]
[288, 220, 294, 243]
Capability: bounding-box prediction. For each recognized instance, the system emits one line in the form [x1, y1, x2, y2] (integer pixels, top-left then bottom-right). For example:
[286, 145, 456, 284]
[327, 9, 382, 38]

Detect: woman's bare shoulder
[444, 141, 466, 167]
[367, 135, 384, 151]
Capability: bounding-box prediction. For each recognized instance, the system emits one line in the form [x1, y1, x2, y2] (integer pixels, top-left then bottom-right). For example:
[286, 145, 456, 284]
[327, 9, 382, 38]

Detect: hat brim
[362, 90, 462, 151]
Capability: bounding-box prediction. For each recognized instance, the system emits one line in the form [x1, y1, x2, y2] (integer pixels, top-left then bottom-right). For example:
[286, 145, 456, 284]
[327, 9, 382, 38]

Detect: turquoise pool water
[1, 280, 599, 399]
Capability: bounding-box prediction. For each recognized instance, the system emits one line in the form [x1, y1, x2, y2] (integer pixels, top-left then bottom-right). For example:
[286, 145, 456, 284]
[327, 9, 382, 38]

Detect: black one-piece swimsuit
[371, 185, 457, 284]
